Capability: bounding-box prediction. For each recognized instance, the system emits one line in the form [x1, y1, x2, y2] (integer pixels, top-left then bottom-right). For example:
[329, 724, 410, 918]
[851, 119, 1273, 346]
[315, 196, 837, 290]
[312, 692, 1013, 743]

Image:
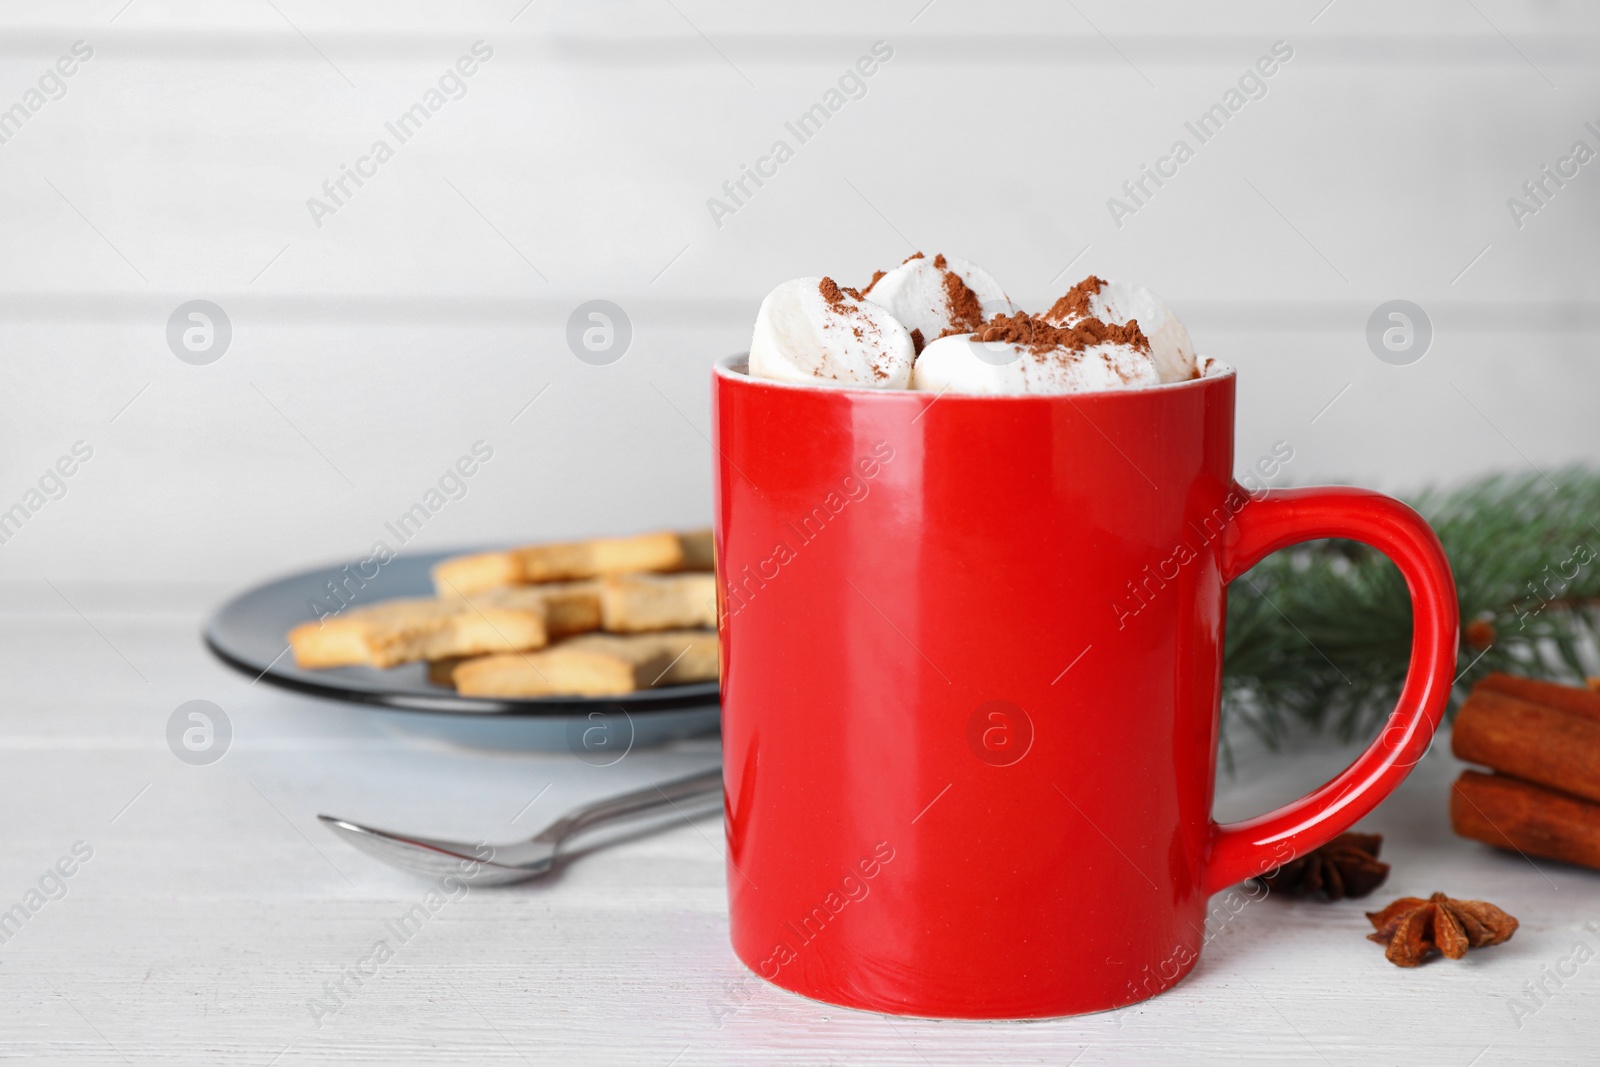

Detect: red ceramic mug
[710, 355, 1458, 1019]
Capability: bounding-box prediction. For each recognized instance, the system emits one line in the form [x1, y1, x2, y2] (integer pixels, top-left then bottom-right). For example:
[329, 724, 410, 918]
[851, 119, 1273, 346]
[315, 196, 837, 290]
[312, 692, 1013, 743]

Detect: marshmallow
[912, 330, 1160, 395]
[863, 253, 1013, 347]
[748, 277, 916, 389]
[1045, 276, 1197, 383]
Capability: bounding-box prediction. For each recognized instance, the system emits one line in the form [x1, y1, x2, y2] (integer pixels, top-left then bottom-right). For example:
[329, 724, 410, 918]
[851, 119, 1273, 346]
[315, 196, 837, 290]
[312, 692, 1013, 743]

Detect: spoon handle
[534, 767, 724, 846]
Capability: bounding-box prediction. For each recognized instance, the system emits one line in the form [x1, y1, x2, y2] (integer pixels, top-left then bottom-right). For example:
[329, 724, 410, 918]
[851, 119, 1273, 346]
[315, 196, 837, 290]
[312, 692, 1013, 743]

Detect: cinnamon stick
[1476, 672, 1600, 726]
[1451, 687, 1600, 804]
[1452, 770, 1600, 870]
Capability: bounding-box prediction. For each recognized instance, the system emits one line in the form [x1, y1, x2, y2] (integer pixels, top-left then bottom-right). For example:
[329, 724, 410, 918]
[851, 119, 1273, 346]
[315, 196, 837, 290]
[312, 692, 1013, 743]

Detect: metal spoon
[318, 767, 723, 885]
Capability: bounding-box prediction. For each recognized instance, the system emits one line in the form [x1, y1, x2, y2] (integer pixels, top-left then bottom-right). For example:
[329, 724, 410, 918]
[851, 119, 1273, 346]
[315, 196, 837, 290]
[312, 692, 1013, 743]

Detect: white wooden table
[0, 586, 1591, 1065]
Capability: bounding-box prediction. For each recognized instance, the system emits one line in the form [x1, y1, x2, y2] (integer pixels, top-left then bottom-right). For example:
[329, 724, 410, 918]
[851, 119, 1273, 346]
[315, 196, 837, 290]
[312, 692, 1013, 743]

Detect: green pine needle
[1223, 468, 1600, 747]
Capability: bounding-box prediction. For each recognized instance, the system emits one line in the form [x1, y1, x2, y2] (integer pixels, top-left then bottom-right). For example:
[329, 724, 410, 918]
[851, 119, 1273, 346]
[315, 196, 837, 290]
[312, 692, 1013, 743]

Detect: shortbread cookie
[677, 528, 715, 572]
[599, 572, 717, 633]
[429, 552, 520, 598]
[474, 581, 602, 638]
[289, 596, 548, 670]
[452, 630, 718, 697]
[550, 630, 720, 687]
[433, 531, 687, 598]
[427, 656, 466, 687]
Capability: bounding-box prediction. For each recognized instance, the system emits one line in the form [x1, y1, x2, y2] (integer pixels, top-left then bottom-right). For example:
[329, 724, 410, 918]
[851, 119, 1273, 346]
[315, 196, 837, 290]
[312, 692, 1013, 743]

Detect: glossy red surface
[711, 357, 1458, 1019]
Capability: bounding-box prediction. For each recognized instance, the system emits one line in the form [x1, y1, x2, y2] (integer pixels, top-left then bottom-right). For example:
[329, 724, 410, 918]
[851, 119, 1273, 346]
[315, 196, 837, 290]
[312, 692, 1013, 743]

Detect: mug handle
[1203, 484, 1460, 895]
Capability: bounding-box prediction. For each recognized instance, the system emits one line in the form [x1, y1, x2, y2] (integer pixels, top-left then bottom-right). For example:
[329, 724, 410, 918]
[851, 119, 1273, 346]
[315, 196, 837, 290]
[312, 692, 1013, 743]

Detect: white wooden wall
[1, 0, 1597, 586]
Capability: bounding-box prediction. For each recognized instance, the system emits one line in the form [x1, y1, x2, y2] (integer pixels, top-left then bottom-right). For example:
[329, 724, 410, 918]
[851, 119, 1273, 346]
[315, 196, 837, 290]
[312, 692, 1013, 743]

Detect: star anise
[1365, 892, 1519, 967]
[1256, 832, 1390, 900]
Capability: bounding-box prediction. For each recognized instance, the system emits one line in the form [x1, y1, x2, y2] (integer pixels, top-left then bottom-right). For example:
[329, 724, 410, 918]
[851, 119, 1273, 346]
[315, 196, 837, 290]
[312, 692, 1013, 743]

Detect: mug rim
[713, 352, 1235, 400]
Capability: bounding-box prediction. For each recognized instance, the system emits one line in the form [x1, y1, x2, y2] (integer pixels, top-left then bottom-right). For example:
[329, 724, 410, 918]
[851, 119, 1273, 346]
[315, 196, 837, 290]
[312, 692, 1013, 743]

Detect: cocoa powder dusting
[818, 275, 897, 379]
[861, 269, 886, 295]
[901, 251, 925, 265]
[941, 271, 984, 334]
[819, 277, 864, 307]
[972, 309, 1149, 355]
[909, 328, 925, 355]
[933, 253, 947, 269]
[1045, 275, 1106, 324]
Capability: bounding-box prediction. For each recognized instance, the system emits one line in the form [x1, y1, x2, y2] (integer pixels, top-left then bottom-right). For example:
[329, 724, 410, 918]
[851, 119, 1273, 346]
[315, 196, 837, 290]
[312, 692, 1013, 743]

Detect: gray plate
[203, 550, 720, 751]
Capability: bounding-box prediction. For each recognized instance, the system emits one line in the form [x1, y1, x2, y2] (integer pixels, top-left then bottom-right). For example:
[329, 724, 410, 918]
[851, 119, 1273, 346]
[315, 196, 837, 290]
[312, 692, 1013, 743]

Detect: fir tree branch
[1223, 468, 1600, 747]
